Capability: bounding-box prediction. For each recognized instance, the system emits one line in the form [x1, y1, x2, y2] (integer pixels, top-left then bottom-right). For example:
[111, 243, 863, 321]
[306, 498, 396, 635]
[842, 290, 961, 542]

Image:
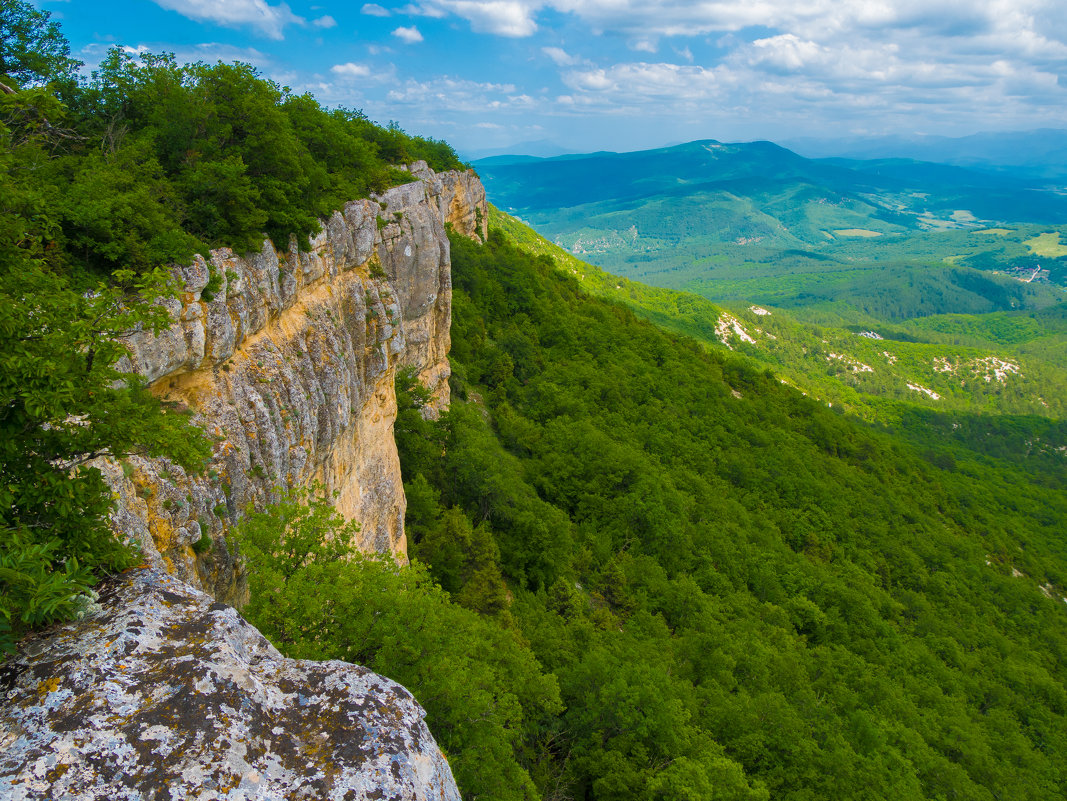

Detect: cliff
[103, 163, 486, 606]
[0, 164, 485, 800]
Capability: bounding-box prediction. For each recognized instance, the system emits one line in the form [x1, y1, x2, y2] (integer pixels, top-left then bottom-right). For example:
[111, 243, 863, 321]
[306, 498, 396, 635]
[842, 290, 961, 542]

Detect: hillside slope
[376, 226, 1067, 800]
[476, 140, 1067, 307]
[492, 206, 1067, 431]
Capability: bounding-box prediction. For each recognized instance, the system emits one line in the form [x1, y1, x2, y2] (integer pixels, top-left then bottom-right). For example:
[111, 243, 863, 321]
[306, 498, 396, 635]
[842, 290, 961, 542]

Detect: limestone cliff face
[0, 568, 461, 801]
[105, 163, 486, 606]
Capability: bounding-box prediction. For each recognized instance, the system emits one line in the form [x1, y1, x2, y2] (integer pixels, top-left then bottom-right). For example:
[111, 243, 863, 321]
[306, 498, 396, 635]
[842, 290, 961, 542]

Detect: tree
[237, 487, 563, 801]
[0, 117, 210, 649]
[0, 0, 79, 87]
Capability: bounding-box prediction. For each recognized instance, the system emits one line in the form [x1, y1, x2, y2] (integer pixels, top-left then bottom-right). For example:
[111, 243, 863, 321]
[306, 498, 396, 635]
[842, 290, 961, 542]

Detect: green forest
[4, 7, 1067, 801]
[244, 230, 1067, 800]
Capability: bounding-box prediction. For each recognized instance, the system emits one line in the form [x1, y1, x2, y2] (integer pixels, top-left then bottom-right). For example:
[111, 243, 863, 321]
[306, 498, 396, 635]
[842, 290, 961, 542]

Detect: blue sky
[43, 0, 1067, 156]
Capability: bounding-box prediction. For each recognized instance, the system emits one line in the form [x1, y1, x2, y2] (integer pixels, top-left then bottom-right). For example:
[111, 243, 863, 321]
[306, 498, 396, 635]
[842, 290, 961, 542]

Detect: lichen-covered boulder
[0, 568, 461, 801]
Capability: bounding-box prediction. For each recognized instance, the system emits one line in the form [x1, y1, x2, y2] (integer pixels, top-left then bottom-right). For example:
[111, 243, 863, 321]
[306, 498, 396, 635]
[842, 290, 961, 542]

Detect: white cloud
[542, 46, 579, 66]
[392, 25, 425, 43]
[361, 3, 390, 15]
[312, 14, 337, 28]
[151, 0, 303, 39]
[630, 39, 658, 54]
[385, 76, 536, 114]
[416, 1, 538, 36]
[331, 62, 372, 77]
[402, 3, 448, 17]
[563, 62, 722, 99]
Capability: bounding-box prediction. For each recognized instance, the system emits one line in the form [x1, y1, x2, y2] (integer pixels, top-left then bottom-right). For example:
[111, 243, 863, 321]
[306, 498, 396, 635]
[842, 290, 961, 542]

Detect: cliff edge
[104, 163, 486, 606]
[0, 164, 486, 801]
[0, 568, 460, 801]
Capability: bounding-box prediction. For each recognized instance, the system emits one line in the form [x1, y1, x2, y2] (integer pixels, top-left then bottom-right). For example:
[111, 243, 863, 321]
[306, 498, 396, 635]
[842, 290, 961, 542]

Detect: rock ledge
[0, 568, 460, 801]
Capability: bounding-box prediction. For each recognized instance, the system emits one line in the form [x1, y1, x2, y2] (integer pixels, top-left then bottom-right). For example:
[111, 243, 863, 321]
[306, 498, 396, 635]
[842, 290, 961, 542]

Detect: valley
[476, 140, 1067, 314]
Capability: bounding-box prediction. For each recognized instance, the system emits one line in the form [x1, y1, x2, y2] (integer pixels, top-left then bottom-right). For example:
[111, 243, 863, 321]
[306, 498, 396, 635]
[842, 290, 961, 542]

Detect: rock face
[0, 568, 461, 801]
[105, 163, 486, 606]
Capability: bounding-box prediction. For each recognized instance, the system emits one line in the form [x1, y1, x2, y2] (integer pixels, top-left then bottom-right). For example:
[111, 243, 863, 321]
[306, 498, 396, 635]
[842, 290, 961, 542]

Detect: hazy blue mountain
[459, 138, 571, 162]
[783, 129, 1067, 179]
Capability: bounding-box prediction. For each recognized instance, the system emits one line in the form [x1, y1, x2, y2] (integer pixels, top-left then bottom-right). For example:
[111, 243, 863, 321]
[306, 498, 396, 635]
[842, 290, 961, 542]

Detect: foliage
[476, 142, 1067, 314]
[237, 487, 562, 801]
[0, 63, 212, 652]
[492, 206, 1067, 423]
[0, 226, 210, 653]
[0, 0, 79, 86]
[380, 228, 1067, 801]
[50, 49, 464, 263]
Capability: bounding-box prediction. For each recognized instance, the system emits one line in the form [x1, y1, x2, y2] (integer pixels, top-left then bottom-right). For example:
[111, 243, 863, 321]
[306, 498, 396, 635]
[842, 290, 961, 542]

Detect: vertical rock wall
[104, 164, 486, 606]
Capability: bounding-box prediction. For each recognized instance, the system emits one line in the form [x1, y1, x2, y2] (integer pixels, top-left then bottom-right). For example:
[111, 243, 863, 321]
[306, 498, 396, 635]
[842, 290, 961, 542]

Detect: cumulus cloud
[331, 62, 372, 77]
[542, 46, 579, 66]
[151, 0, 303, 39]
[413, 0, 1067, 53]
[518, 0, 1067, 138]
[392, 25, 425, 43]
[386, 76, 536, 113]
[412, 1, 538, 36]
[563, 62, 722, 99]
[402, 3, 448, 17]
[312, 15, 337, 28]
[361, 3, 390, 15]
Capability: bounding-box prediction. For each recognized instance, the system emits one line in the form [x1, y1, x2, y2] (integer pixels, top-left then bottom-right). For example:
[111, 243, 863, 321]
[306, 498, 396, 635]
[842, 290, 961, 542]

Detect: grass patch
[834, 228, 883, 237]
[1024, 231, 1067, 257]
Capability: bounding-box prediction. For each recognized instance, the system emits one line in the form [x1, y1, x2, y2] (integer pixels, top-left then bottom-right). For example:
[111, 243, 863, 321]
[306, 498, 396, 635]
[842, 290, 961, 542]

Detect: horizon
[44, 0, 1067, 156]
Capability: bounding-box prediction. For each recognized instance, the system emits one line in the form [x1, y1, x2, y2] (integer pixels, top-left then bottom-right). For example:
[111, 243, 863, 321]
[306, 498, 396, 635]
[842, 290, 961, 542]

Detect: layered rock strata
[105, 163, 486, 605]
[0, 568, 461, 801]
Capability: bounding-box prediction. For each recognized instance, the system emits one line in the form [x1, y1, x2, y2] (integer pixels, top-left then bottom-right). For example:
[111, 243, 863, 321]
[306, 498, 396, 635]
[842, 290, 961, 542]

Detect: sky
[41, 0, 1067, 156]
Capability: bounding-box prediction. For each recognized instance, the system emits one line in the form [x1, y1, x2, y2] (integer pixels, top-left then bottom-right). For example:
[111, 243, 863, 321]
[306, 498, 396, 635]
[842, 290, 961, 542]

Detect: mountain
[474, 139, 1067, 312]
[8, 27, 1067, 801]
[379, 220, 1067, 800]
[490, 205, 1067, 425]
[783, 129, 1067, 179]
[459, 138, 571, 162]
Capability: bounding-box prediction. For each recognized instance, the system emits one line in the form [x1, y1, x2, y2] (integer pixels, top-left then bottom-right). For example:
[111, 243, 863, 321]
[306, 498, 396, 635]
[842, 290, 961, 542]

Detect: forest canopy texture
[244, 231, 1067, 801]
[2, 5, 1066, 801]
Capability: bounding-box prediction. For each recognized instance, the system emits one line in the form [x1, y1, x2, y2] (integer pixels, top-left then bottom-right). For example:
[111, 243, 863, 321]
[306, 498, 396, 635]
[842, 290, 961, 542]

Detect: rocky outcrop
[105, 164, 486, 605]
[0, 568, 461, 801]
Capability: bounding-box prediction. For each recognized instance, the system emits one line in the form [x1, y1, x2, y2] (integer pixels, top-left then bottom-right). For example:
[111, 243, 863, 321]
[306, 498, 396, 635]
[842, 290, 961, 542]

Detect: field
[1025, 231, 1067, 257]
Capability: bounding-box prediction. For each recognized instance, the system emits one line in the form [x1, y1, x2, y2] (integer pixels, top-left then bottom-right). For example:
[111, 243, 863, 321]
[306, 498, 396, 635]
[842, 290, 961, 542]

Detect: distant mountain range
[782, 129, 1067, 180]
[473, 138, 1067, 310]
[459, 139, 571, 162]
[474, 138, 1067, 224]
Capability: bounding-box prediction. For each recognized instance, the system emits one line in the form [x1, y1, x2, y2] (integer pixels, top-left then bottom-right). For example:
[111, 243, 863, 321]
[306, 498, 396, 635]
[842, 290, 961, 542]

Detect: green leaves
[0, 0, 79, 87]
[0, 155, 210, 650]
[237, 487, 562, 801]
[387, 228, 1067, 801]
[0, 531, 95, 653]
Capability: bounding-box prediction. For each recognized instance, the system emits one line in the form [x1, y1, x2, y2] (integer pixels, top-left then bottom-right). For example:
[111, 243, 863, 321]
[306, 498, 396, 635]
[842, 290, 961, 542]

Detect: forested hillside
[4, 10, 1067, 801]
[0, 8, 462, 650]
[244, 228, 1067, 801]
